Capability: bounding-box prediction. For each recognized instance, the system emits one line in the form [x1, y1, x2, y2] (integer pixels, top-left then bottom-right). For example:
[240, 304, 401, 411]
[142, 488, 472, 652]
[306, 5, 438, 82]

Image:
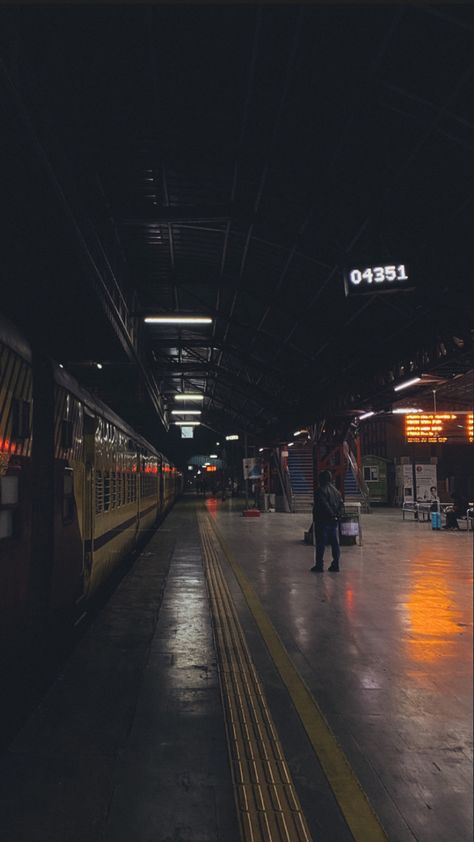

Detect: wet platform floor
[0, 498, 472, 842]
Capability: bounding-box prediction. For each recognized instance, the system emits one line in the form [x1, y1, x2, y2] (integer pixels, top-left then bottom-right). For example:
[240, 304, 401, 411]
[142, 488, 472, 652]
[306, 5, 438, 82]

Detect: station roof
[1, 4, 472, 450]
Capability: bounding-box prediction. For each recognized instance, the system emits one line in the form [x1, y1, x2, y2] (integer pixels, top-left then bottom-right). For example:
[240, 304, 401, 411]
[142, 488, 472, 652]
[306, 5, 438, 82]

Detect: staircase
[344, 464, 370, 512]
[287, 446, 313, 513]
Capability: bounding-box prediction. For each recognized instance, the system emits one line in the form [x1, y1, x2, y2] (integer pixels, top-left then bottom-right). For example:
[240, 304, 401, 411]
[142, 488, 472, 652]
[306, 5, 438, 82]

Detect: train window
[0, 468, 20, 540]
[12, 399, 31, 439]
[127, 471, 135, 503]
[61, 420, 74, 450]
[103, 473, 110, 511]
[62, 469, 74, 524]
[95, 470, 103, 514]
[122, 473, 126, 506]
[141, 473, 157, 498]
[0, 510, 13, 540]
[110, 471, 117, 509]
[1, 474, 19, 505]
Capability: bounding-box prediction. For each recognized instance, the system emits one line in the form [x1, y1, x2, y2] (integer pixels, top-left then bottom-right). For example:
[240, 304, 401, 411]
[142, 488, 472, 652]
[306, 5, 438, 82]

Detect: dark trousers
[315, 523, 340, 567]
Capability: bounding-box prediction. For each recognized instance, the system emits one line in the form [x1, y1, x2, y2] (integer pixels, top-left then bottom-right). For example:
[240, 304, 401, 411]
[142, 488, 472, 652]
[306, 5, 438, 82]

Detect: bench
[402, 502, 430, 522]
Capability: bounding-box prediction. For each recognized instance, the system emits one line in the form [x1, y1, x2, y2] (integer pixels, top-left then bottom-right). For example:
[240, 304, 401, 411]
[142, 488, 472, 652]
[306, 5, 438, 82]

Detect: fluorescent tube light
[287, 442, 294, 447]
[394, 377, 421, 392]
[293, 429, 306, 436]
[359, 411, 375, 420]
[225, 434, 239, 441]
[144, 316, 212, 324]
[210, 454, 218, 459]
[171, 410, 202, 415]
[174, 394, 204, 401]
[173, 421, 200, 426]
[392, 408, 423, 414]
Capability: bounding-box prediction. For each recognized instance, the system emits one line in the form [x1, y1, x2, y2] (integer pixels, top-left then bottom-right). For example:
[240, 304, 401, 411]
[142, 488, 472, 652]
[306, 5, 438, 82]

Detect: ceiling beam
[121, 202, 253, 226]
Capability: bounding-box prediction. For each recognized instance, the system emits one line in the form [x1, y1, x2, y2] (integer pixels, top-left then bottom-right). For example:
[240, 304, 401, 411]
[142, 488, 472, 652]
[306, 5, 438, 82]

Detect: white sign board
[415, 464, 437, 503]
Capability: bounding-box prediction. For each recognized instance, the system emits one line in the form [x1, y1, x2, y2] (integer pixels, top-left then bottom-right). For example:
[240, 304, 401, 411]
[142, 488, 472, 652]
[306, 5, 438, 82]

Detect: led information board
[344, 263, 413, 296]
[405, 413, 473, 444]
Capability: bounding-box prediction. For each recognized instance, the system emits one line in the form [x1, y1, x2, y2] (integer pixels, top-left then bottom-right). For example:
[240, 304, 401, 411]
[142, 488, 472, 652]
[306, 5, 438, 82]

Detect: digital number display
[405, 413, 473, 444]
[344, 264, 412, 296]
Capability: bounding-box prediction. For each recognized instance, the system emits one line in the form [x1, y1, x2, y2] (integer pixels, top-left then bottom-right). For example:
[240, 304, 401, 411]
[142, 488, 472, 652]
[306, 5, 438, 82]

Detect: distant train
[0, 314, 181, 654]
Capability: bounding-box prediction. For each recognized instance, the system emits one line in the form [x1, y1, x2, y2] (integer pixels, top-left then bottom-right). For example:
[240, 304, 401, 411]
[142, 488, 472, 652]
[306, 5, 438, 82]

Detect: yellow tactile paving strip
[198, 511, 313, 842]
[200, 508, 390, 842]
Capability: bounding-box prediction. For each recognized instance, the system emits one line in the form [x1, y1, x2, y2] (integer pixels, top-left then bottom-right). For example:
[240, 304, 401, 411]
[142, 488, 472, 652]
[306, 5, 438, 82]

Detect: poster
[402, 464, 414, 503]
[242, 458, 262, 480]
[415, 463, 437, 504]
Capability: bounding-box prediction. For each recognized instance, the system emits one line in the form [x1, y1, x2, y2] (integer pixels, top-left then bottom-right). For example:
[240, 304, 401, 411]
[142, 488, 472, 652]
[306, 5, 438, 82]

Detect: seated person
[443, 491, 468, 529]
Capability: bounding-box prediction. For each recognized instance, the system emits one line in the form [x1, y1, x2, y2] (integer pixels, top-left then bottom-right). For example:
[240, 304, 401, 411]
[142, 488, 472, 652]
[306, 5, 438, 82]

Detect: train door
[159, 454, 164, 515]
[83, 411, 96, 593]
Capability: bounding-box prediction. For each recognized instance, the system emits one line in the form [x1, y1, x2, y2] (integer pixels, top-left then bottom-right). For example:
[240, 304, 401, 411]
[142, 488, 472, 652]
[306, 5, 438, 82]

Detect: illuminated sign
[205, 465, 217, 472]
[344, 264, 412, 296]
[405, 413, 473, 444]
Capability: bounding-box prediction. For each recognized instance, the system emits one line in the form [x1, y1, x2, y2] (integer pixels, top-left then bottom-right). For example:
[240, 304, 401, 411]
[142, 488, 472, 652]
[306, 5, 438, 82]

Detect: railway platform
[0, 497, 472, 842]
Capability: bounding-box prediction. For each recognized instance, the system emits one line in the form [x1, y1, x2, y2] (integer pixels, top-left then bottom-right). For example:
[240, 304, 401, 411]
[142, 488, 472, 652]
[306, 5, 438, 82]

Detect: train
[0, 314, 182, 656]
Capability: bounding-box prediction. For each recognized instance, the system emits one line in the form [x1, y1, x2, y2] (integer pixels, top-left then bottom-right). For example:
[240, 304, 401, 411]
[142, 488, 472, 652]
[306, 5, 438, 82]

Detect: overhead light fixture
[59, 364, 64, 369]
[392, 408, 423, 414]
[173, 421, 200, 426]
[174, 394, 204, 401]
[171, 410, 202, 415]
[209, 454, 218, 459]
[258, 448, 264, 452]
[144, 316, 212, 324]
[359, 411, 375, 420]
[187, 466, 193, 471]
[394, 376, 421, 392]
[293, 429, 306, 437]
[287, 442, 294, 447]
[96, 363, 103, 370]
[216, 441, 220, 445]
[225, 434, 239, 441]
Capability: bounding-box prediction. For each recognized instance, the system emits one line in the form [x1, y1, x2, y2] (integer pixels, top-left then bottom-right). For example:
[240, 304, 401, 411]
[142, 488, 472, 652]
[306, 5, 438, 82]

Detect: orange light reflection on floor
[404, 564, 468, 664]
[345, 587, 355, 618]
[206, 498, 218, 516]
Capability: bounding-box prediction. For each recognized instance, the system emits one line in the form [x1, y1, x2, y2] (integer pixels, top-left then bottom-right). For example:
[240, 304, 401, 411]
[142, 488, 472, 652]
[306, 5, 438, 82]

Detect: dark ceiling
[0, 4, 472, 459]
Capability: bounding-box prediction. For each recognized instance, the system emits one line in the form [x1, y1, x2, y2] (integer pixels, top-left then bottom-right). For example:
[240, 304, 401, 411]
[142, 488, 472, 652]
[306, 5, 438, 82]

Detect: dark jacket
[313, 483, 344, 526]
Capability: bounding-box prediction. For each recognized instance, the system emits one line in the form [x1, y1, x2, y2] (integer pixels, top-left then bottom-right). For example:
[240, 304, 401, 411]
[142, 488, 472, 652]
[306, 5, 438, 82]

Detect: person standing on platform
[310, 470, 344, 573]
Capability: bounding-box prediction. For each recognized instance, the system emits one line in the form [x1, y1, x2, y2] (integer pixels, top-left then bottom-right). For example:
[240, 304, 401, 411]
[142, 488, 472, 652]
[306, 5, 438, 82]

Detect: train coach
[0, 314, 181, 656]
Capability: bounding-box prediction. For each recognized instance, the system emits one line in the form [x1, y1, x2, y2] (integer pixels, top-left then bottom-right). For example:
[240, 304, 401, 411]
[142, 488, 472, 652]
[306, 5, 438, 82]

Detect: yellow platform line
[198, 513, 313, 842]
[204, 510, 389, 842]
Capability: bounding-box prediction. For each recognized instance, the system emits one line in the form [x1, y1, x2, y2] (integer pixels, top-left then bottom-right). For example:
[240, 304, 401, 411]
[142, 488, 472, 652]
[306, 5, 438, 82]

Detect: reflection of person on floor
[443, 490, 467, 530]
